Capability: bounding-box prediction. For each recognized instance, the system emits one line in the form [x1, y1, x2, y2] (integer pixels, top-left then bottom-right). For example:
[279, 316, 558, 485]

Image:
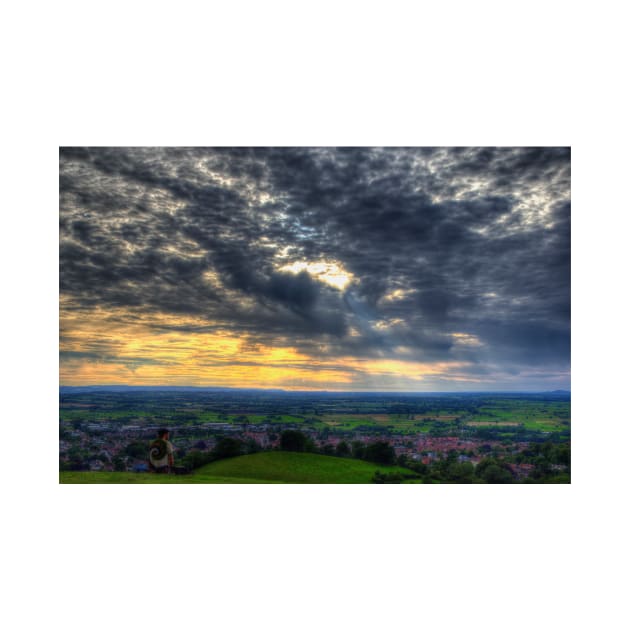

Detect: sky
[59, 147, 570, 391]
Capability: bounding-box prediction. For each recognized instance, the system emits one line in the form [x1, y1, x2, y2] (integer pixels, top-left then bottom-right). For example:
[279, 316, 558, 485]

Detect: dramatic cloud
[59, 147, 570, 390]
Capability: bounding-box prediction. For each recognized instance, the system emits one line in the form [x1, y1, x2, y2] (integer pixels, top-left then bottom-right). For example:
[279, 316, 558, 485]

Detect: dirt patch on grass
[467, 421, 520, 427]
[409, 414, 459, 421]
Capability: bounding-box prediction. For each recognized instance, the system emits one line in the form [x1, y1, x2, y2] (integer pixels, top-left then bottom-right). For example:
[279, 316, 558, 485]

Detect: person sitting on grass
[149, 428, 174, 473]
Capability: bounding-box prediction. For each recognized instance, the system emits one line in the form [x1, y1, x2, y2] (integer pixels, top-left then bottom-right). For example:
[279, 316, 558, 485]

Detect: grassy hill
[59, 451, 417, 484]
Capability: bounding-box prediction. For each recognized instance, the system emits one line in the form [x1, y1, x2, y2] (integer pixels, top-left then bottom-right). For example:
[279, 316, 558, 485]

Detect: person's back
[149, 428, 174, 473]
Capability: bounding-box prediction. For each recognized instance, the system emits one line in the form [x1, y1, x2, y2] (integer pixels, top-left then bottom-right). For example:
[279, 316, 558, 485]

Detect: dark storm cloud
[60, 147, 570, 383]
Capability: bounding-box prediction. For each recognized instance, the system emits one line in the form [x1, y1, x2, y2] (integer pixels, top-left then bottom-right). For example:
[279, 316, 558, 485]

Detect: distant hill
[59, 385, 570, 396]
[59, 452, 417, 484]
[59, 385, 280, 394]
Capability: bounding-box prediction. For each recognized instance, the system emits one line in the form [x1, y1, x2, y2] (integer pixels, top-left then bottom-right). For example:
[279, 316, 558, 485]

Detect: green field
[464, 400, 570, 432]
[59, 451, 417, 484]
[60, 391, 570, 437]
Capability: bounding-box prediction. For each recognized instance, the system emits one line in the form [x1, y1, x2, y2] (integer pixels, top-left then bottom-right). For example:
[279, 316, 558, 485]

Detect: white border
[5, 2, 628, 629]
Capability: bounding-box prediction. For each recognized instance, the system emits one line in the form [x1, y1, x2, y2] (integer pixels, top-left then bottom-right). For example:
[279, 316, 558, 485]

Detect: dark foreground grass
[60, 451, 416, 484]
[59, 471, 279, 484]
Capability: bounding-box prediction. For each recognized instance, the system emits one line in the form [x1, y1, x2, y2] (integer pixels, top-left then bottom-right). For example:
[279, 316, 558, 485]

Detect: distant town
[59, 388, 570, 483]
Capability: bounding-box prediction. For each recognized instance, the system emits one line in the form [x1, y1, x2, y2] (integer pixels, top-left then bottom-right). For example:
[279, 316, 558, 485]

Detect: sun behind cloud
[277, 260, 355, 291]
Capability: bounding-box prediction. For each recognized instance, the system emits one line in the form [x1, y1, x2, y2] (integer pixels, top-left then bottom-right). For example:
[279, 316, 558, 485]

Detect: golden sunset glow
[59, 306, 475, 390]
[60, 309, 354, 389]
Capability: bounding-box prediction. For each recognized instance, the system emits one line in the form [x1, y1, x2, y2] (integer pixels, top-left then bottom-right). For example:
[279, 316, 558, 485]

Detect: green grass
[58, 471, 279, 484]
[60, 451, 416, 484]
[197, 452, 414, 483]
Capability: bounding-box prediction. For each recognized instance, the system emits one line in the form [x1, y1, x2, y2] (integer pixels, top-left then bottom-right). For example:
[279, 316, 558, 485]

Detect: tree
[351, 441, 366, 459]
[112, 457, 126, 472]
[445, 461, 475, 483]
[476, 458, 514, 484]
[364, 441, 395, 465]
[212, 437, 244, 460]
[280, 430, 312, 452]
[483, 464, 513, 483]
[321, 443, 335, 456]
[335, 441, 350, 457]
[555, 444, 570, 467]
[244, 438, 261, 454]
[408, 460, 428, 476]
[124, 441, 147, 459]
[64, 447, 89, 471]
[396, 454, 410, 468]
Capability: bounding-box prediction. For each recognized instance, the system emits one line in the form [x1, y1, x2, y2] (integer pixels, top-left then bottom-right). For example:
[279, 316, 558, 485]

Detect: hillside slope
[196, 451, 414, 483]
[60, 451, 416, 484]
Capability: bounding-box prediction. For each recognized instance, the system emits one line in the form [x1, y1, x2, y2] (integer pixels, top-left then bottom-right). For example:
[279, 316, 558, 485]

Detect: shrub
[364, 441, 396, 465]
[280, 430, 313, 452]
[212, 437, 245, 460]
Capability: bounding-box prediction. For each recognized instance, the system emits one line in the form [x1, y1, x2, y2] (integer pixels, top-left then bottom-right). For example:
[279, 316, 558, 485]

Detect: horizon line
[59, 384, 570, 394]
